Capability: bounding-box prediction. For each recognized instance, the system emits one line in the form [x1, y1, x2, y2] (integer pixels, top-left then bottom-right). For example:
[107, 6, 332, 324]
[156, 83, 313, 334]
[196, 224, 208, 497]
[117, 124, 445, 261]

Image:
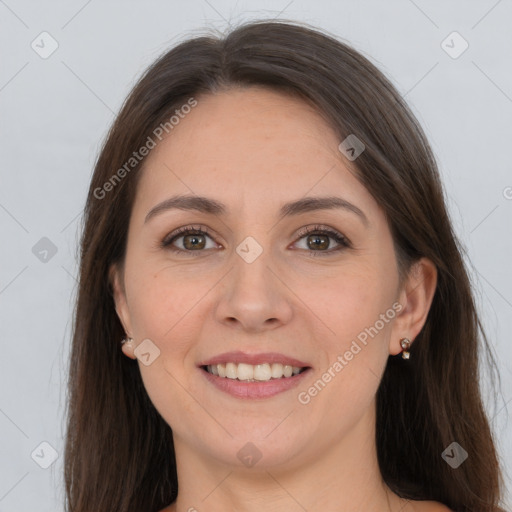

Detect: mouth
[197, 351, 313, 399]
[200, 363, 310, 382]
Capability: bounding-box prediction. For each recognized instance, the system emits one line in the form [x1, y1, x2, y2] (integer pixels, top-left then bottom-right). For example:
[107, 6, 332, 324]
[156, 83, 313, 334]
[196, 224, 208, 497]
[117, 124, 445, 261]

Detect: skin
[111, 87, 446, 511]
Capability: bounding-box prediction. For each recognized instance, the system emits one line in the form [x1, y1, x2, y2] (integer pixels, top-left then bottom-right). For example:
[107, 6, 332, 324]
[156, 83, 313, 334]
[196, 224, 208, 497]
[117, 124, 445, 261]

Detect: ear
[109, 263, 136, 359]
[389, 257, 437, 356]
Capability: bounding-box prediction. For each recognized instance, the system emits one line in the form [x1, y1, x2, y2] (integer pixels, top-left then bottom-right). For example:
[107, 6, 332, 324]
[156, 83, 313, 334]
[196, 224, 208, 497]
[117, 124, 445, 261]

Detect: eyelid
[293, 224, 351, 247]
[290, 225, 352, 256]
[161, 223, 351, 255]
[161, 224, 216, 245]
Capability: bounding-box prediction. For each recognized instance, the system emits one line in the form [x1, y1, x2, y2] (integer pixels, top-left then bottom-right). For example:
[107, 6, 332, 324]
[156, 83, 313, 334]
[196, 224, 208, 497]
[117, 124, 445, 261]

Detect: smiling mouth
[201, 362, 309, 382]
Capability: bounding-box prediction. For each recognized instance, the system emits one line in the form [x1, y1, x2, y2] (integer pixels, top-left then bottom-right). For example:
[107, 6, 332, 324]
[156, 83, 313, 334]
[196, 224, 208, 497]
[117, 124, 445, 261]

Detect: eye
[161, 224, 351, 256]
[292, 225, 351, 256]
[161, 225, 218, 254]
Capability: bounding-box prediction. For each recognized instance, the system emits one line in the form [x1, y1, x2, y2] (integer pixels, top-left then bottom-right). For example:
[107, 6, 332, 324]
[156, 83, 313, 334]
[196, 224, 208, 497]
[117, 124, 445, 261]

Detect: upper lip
[198, 351, 311, 368]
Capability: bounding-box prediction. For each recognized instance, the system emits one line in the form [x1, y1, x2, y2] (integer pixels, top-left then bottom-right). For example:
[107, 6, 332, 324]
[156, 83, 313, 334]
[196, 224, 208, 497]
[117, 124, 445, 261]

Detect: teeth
[254, 363, 272, 381]
[225, 362, 237, 379]
[237, 363, 254, 380]
[271, 363, 283, 378]
[205, 363, 304, 381]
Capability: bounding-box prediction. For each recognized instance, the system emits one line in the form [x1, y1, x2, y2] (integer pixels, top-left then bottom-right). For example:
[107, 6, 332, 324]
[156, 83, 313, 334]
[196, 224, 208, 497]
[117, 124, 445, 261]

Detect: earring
[121, 337, 133, 346]
[400, 338, 411, 359]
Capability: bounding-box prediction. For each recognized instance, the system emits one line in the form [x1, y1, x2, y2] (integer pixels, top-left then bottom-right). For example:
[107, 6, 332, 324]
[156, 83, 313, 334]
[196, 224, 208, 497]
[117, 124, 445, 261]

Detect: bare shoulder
[158, 504, 176, 512]
[158, 500, 452, 512]
[408, 500, 453, 512]
[159, 501, 451, 512]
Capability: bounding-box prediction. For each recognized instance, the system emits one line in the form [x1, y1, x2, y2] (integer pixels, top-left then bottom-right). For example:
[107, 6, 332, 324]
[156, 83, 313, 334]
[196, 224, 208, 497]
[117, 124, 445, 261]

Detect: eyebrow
[144, 194, 369, 226]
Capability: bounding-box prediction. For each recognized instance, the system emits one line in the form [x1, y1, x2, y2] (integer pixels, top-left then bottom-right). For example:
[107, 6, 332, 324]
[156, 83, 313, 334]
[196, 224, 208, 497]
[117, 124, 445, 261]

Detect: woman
[64, 20, 505, 512]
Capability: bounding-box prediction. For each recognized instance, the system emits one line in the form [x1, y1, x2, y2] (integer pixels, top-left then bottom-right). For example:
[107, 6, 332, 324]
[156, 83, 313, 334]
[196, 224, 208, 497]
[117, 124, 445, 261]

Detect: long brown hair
[64, 19, 505, 511]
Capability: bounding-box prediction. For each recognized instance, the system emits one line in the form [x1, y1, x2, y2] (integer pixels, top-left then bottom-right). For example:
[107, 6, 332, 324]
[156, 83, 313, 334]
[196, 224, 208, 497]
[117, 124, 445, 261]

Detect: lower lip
[200, 367, 311, 399]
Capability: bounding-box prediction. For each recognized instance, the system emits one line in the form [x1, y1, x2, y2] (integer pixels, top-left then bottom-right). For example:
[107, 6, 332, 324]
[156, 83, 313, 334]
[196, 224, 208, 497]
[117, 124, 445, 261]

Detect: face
[111, 87, 433, 471]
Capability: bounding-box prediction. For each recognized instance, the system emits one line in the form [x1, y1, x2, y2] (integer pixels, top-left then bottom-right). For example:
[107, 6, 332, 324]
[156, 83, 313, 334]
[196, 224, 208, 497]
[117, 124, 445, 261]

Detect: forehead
[162, 87, 341, 168]
[132, 87, 380, 222]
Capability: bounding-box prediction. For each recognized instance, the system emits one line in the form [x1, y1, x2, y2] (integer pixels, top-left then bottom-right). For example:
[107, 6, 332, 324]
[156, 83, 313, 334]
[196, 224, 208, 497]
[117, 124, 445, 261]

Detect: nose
[214, 245, 293, 333]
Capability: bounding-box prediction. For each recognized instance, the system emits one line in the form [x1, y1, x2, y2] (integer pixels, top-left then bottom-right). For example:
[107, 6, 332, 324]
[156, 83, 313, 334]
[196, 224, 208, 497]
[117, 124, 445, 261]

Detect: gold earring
[400, 338, 411, 359]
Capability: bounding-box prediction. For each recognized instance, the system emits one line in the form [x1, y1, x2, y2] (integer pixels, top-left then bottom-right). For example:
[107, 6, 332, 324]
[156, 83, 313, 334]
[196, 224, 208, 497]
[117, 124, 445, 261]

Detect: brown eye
[306, 234, 330, 251]
[162, 226, 217, 254]
[294, 225, 351, 256]
[161, 224, 350, 257]
[181, 233, 206, 250]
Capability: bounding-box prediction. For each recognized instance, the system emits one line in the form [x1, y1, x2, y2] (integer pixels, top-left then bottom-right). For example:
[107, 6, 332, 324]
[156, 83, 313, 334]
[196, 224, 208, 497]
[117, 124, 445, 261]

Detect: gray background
[0, 0, 511, 510]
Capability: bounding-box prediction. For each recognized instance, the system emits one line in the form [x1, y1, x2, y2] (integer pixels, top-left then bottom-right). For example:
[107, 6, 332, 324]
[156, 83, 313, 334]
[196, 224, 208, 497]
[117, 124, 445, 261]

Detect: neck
[168, 402, 402, 512]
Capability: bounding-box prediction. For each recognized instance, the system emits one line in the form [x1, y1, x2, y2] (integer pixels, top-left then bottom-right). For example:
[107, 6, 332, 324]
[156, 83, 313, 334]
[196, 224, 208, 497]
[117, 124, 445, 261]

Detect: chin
[202, 428, 311, 471]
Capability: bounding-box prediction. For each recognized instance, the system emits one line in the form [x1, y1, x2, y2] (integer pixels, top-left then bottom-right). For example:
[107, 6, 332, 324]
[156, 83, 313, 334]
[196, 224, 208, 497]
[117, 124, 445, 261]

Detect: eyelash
[161, 224, 351, 257]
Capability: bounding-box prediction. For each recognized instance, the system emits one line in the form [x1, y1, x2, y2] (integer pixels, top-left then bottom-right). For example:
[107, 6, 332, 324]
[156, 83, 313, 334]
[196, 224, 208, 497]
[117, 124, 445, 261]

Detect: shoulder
[408, 500, 453, 512]
[158, 500, 452, 512]
[158, 505, 176, 512]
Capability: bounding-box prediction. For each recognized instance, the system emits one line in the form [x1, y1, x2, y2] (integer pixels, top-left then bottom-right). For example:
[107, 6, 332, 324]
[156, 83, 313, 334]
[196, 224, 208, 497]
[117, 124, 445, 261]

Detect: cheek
[123, 260, 209, 421]
[310, 264, 395, 403]
[125, 252, 199, 326]
[316, 261, 395, 337]
[302, 285, 393, 426]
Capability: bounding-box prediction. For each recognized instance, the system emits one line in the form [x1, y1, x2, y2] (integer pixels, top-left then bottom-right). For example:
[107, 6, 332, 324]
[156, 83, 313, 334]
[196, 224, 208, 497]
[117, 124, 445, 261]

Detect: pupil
[308, 234, 328, 250]
[184, 234, 205, 250]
